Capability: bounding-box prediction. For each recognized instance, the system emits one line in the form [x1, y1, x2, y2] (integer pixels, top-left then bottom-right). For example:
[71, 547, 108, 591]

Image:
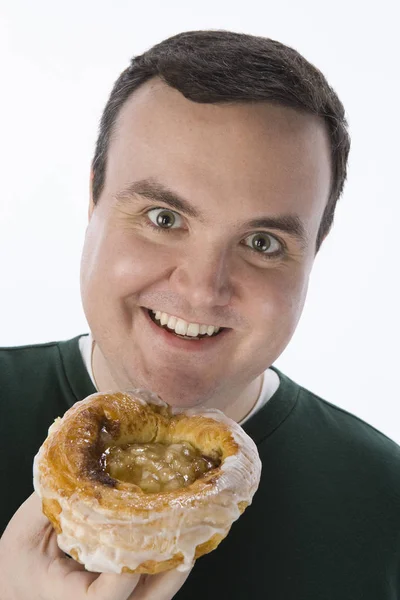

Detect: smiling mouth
[147, 309, 225, 341]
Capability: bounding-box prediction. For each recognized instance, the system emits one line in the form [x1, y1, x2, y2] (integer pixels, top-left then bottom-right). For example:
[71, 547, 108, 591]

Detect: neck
[206, 374, 264, 423]
[91, 341, 263, 424]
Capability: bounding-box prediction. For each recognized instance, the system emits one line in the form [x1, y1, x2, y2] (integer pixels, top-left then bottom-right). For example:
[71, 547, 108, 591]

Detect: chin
[124, 367, 216, 409]
[149, 382, 212, 409]
[116, 356, 209, 406]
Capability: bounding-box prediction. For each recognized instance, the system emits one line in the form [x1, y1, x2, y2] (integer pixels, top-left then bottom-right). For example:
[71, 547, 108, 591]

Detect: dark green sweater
[1, 336, 399, 599]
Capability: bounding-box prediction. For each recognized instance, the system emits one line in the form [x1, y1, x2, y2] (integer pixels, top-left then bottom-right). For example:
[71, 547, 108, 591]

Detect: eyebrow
[246, 215, 308, 248]
[115, 178, 200, 219]
[115, 178, 308, 247]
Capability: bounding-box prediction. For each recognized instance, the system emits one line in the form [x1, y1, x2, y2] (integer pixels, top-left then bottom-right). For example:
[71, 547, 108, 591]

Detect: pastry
[33, 390, 262, 574]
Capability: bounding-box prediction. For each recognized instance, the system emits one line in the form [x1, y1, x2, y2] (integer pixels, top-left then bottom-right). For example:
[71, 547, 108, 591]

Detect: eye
[146, 208, 183, 229]
[243, 232, 282, 256]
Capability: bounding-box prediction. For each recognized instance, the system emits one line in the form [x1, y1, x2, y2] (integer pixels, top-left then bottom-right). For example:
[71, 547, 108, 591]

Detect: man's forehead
[111, 79, 331, 184]
[107, 78, 332, 237]
[113, 77, 328, 144]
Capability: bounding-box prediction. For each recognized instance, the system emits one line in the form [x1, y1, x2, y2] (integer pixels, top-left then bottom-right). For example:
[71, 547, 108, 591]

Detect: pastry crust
[33, 390, 261, 574]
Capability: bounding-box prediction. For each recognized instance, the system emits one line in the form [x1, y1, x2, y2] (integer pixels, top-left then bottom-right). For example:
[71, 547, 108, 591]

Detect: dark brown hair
[92, 30, 350, 250]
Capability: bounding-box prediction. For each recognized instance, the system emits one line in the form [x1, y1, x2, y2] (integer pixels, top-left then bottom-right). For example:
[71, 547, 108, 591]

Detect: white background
[1, 1, 399, 443]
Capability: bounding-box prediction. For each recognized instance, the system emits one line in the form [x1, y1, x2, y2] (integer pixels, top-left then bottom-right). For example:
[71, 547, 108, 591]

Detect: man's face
[80, 79, 331, 410]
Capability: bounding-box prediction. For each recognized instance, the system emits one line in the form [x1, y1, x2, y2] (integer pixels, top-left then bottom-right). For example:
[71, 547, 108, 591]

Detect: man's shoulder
[0, 336, 85, 400]
[0, 340, 61, 376]
[0, 338, 74, 378]
[0, 336, 83, 359]
[290, 378, 400, 484]
[299, 383, 399, 445]
[0, 339, 62, 356]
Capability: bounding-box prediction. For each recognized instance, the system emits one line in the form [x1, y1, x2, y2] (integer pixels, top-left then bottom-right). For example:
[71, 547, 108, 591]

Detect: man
[0, 30, 399, 599]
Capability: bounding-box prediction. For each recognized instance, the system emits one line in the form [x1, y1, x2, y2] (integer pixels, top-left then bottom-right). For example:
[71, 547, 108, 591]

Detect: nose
[168, 246, 233, 309]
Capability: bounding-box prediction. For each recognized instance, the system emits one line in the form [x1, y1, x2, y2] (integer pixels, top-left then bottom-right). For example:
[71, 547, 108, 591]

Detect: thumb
[6, 493, 143, 599]
[4, 491, 57, 551]
[86, 573, 141, 600]
[126, 567, 193, 599]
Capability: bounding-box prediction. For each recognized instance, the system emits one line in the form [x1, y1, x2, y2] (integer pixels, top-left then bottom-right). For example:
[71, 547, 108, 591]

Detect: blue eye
[147, 208, 183, 229]
[243, 233, 281, 255]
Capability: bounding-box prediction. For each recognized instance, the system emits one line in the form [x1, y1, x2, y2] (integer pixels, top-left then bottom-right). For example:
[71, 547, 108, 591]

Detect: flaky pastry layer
[33, 390, 261, 574]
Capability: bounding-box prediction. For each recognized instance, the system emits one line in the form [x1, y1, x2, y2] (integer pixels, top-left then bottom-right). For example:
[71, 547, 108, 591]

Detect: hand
[0, 492, 191, 599]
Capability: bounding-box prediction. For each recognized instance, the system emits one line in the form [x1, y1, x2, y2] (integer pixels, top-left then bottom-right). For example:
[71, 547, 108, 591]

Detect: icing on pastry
[33, 390, 262, 574]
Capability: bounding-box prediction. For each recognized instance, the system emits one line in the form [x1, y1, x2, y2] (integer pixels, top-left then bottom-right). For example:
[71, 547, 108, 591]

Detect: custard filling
[101, 441, 220, 493]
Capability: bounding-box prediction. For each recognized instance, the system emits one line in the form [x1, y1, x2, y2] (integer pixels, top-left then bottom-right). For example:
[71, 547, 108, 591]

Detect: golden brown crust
[34, 391, 261, 574]
[40, 392, 239, 515]
[42, 498, 62, 534]
[121, 554, 185, 575]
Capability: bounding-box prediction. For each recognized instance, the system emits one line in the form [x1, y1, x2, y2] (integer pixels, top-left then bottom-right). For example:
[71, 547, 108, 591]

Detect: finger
[20, 493, 126, 597]
[127, 567, 193, 600]
[86, 572, 141, 600]
[49, 569, 141, 600]
[4, 492, 54, 550]
[45, 559, 99, 599]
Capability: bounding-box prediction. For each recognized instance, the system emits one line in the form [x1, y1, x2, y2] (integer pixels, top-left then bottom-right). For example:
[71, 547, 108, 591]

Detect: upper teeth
[152, 310, 220, 337]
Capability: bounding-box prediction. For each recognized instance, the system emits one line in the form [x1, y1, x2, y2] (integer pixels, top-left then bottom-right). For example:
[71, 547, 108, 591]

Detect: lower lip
[141, 308, 229, 353]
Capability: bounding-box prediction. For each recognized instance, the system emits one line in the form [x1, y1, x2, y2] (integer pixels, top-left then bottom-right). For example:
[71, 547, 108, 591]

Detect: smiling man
[1, 31, 399, 600]
[82, 81, 329, 419]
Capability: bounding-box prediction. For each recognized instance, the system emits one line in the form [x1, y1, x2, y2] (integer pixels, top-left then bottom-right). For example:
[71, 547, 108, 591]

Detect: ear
[88, 169, 95, 221]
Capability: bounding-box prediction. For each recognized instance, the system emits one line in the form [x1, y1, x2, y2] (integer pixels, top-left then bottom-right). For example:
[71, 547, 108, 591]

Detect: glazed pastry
[33, 390, 262, 574]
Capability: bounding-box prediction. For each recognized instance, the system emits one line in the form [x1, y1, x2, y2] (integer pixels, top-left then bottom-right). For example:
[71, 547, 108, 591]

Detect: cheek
[81, 218, 173, 304]
[248, 267, 310, 338]
[108, 236, 163, 298]
[228, 265, 311, 375]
